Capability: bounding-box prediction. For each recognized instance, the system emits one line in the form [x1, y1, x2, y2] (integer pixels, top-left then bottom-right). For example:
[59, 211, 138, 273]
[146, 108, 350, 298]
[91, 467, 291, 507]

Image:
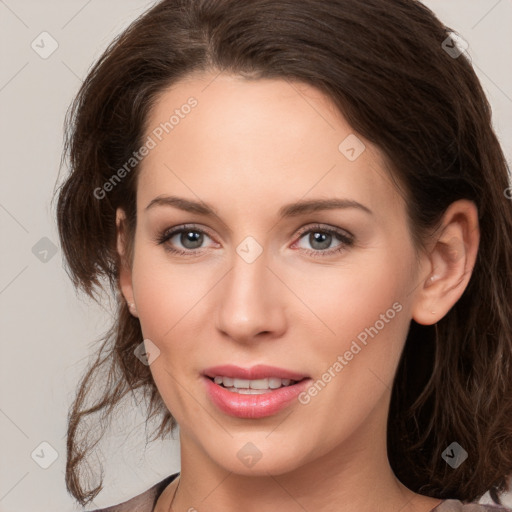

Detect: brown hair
[54, 0, 512, 506]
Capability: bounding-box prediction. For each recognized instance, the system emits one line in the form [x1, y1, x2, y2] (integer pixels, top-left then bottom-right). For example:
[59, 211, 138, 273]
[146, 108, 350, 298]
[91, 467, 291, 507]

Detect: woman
[55, 0, 512, 511]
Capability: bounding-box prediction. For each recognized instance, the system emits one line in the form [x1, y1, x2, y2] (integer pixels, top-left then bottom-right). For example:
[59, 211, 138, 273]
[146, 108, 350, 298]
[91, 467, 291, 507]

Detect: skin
[116, 71, 479, 512]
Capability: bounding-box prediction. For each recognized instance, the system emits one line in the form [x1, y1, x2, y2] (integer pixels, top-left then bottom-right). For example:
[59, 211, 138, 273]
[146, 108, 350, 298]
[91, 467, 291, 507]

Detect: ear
[116, 208, 138, 318]
[412, 199, 480, 325]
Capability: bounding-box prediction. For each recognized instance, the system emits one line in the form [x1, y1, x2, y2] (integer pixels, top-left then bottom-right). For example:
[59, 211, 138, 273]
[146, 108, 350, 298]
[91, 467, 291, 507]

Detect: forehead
[136, 72, 403, 220]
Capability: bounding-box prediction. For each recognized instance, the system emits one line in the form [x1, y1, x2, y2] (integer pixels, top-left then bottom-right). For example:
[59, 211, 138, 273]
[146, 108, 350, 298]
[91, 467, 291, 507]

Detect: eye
[155, 224, 215, 255]
[293, 224, 354, 257]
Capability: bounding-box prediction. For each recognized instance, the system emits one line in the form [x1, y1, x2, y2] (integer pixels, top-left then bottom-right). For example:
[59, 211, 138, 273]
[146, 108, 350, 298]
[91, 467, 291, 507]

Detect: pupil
[182, 231, 202, 249]
[311, 232, 331, 250]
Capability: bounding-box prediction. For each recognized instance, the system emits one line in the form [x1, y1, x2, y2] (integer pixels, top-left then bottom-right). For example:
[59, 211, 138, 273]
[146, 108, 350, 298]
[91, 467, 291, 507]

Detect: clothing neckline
[429, 499, 445, 511]
[156, 474, 447, 512]
[153, 472, 180, 509]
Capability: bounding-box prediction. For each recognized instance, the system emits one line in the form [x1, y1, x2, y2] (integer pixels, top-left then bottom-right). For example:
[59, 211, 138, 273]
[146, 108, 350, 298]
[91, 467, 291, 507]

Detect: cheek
[131, 243, 207, 336]
[293, 252, 412, 387]
[299, 259, 406, 338]
[130, 249, 211, 418]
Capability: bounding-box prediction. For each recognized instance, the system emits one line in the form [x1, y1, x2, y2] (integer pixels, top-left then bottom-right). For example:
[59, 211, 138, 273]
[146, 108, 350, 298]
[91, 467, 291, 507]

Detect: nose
[215, 243, 287, 345]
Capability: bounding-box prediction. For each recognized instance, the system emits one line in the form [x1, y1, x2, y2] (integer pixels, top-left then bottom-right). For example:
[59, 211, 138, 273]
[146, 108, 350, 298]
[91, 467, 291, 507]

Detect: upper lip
[203, 364, 309, 381]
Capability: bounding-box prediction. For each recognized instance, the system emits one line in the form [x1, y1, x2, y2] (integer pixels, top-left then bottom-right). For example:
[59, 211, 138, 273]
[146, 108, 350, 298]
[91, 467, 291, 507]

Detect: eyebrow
[144, 195, 373, 218]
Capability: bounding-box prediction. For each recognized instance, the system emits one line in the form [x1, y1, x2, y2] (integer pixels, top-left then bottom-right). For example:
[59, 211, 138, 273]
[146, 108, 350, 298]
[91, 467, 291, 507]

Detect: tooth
[214, 376, 297, 390]
[268, 378, 282, 389]
[232, 388, 268, 394]
[250, 378, 269, 389]
[223, 377, 234, 387]
[233, 378, 250, 388]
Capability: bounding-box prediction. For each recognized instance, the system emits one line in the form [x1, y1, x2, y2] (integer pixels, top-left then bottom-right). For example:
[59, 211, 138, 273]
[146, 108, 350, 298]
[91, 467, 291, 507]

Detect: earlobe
[412, 200, 479, 326]
[127, 301, 138, 317]
[116, 208, 138, 318]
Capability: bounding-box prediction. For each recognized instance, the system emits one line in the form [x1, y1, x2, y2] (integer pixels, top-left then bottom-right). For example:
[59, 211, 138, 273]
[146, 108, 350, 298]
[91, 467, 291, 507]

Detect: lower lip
[203, 376, 312, 419]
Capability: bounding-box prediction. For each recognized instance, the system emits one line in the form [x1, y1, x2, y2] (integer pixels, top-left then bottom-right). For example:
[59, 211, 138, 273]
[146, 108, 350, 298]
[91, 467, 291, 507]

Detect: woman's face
[118, 71, 428, 476]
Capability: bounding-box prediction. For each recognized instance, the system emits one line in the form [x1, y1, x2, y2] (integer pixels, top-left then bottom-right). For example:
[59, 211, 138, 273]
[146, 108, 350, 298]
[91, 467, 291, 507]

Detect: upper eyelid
[295, 224, 353, 239]
[163, 224, 217, 241]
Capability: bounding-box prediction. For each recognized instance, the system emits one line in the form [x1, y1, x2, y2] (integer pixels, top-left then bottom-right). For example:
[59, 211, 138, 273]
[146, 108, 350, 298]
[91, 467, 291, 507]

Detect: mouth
[201, 364, 312, 418]
[204, 375, 306, 394]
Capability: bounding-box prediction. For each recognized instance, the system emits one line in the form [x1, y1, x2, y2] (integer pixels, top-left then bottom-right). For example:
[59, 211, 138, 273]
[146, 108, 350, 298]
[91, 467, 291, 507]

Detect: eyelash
[155, 223, 354, 258]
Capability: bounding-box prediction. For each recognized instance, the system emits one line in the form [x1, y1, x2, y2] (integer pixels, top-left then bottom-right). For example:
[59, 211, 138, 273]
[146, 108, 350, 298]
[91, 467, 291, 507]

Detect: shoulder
[89, 472, 180, 512]
[434, 499, 512, 511]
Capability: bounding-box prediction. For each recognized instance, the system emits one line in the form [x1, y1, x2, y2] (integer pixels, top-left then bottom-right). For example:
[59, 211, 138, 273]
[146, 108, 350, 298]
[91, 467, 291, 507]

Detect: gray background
[0, 1, 511, 511]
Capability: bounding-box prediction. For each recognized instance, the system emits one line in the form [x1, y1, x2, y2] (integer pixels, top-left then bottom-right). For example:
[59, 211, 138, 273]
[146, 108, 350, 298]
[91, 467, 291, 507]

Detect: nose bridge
[216, 236, 284, 340]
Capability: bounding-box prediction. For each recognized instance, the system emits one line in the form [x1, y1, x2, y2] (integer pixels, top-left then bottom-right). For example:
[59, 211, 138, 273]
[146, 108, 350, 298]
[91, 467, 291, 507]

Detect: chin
[202, 436, 313, 476]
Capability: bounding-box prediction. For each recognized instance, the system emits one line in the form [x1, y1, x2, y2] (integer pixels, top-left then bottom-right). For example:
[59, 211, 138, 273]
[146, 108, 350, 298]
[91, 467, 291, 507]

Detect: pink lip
[202, 365, 312, 419]
[202, 364, 309, 381]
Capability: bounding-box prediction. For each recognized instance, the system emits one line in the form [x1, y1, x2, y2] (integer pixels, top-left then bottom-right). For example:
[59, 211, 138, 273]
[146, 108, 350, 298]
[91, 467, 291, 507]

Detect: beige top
[90, 473, 512, 512]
